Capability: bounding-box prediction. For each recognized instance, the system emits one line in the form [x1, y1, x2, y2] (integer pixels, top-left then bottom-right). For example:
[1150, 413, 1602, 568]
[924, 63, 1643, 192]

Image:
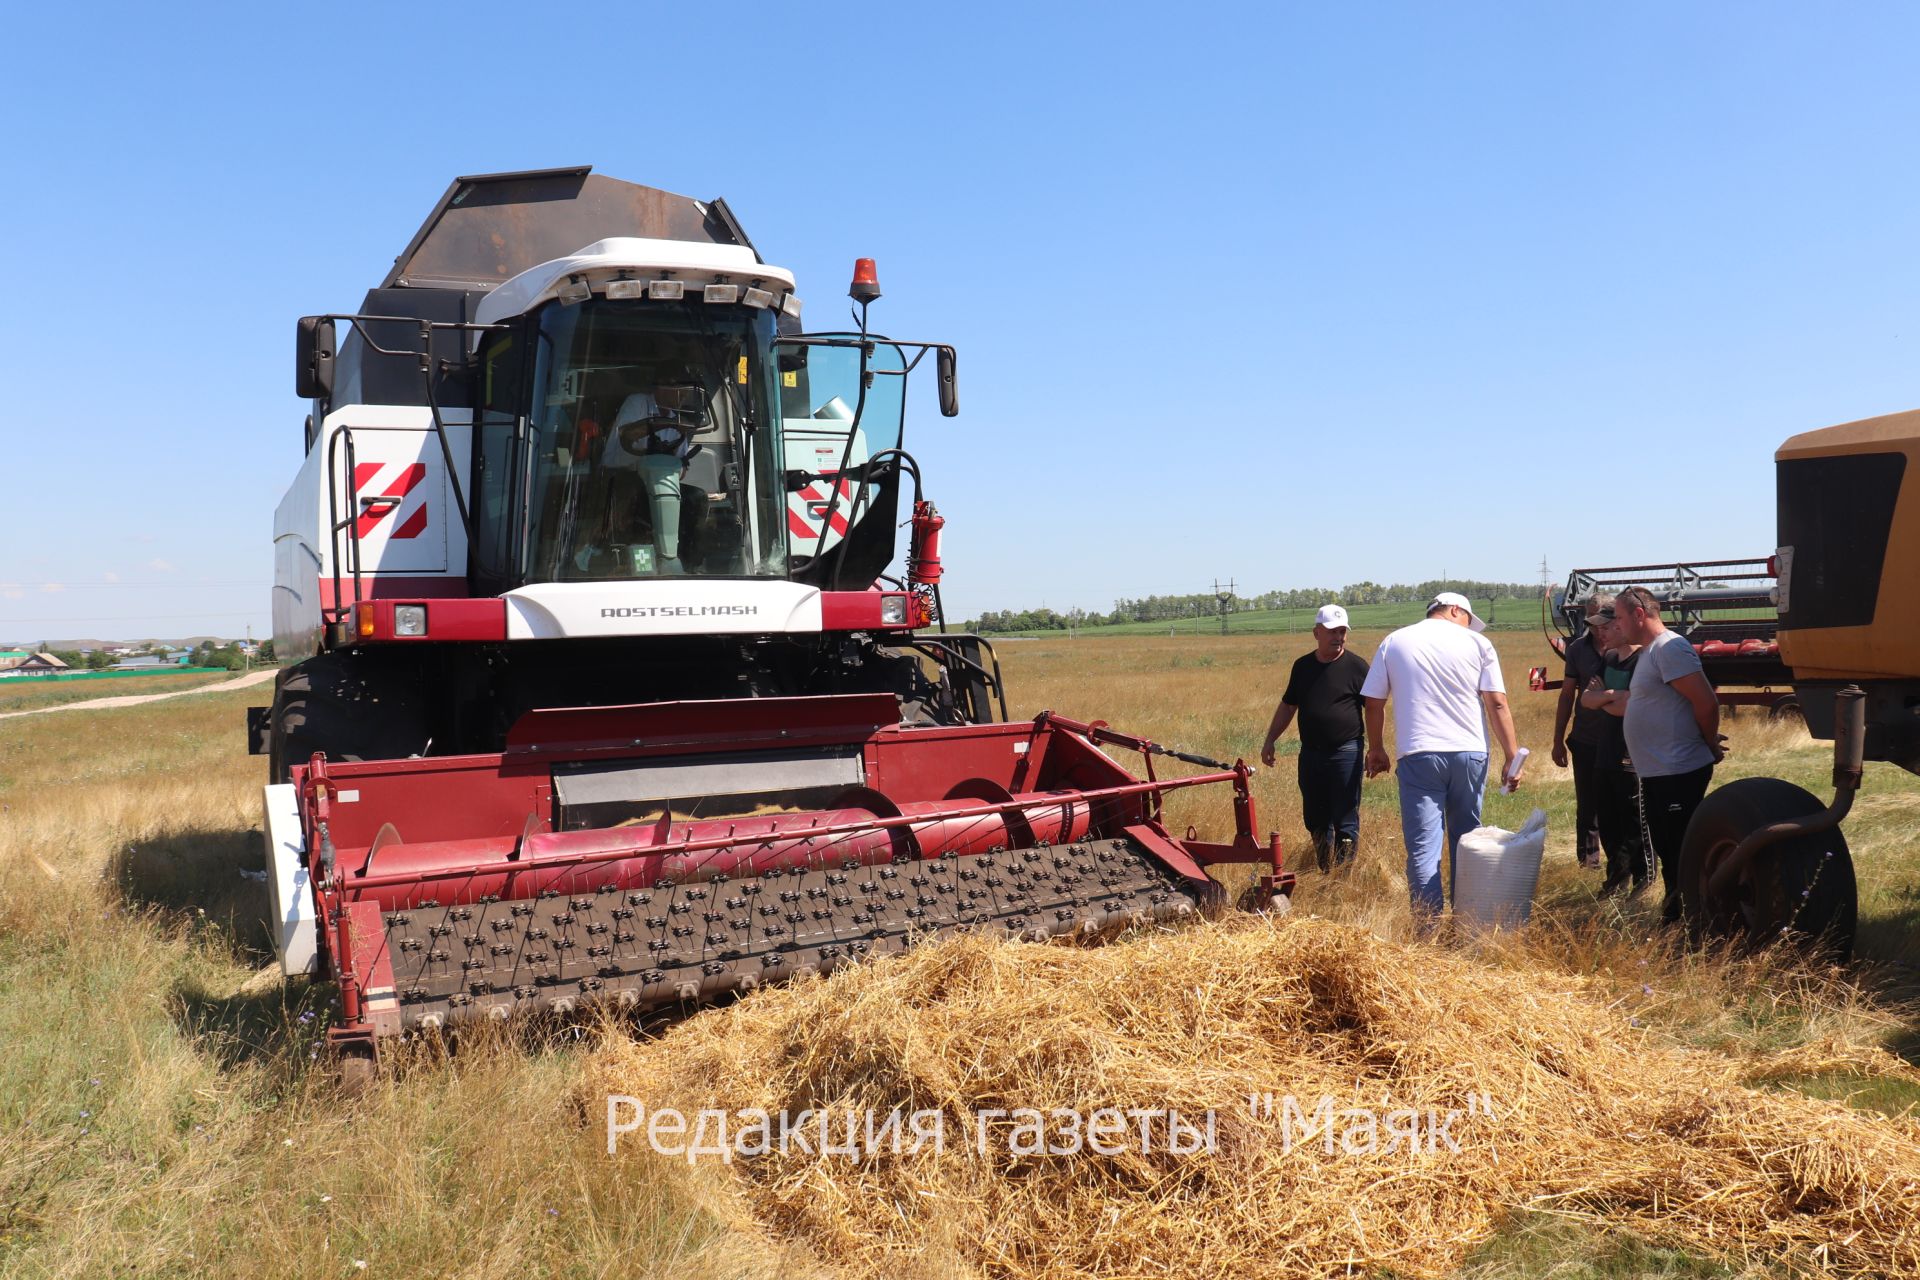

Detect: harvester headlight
[742, 286, 775, 309]
[880, 595, 909, 626]
[558, 277, 592, 305]
[780, 293, 804, 319]
[603, 279, 645, 300]
[648, 279, 685, 300]
[703, 283, 739, 304]
[394, 604, 428, 637]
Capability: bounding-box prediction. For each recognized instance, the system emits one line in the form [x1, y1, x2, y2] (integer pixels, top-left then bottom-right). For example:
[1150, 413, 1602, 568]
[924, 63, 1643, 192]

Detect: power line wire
[0, 611, 264, 623]
[0, 581, 256, 589]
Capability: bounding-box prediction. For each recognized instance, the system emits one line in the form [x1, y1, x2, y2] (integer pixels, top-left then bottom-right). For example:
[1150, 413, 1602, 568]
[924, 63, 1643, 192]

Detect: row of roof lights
[559, 274, 801, 316]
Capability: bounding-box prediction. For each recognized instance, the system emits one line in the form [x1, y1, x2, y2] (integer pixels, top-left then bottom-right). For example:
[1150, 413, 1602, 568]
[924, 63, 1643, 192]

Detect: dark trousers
[1596, 766, 1649, 889]
[1638, 765, 1714, 920]
[1568, 740, 1604, 866]
[1298, 741, 1363, 851]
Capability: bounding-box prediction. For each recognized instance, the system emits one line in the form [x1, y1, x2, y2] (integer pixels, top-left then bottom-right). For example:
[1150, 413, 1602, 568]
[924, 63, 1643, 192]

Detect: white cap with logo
[1428, 591, 1487, 633]
[1314, 604, 1350, 630]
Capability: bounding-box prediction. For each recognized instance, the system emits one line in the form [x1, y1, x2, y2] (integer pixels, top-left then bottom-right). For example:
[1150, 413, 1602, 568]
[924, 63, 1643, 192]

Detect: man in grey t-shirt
[1613, 586, 1726, 921]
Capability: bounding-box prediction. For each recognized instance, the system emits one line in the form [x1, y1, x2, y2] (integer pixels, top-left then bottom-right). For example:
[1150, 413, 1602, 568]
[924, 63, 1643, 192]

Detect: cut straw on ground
[595, 917, 1920, 1279]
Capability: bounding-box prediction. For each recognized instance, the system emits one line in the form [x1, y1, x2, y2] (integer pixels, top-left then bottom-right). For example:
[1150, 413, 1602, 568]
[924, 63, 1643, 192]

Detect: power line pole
[1212, 578, 1237, 636]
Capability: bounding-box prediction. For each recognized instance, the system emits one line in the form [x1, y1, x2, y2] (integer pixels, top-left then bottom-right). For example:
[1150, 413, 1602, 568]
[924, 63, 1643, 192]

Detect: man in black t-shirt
[1579, 606, 1651, 898]
[1260, 604, 1371, 872]
[1552, 595, 1611, 872]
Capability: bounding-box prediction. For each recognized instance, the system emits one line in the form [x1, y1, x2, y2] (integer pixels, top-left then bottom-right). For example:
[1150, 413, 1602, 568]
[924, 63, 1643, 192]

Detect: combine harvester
[251, 168, 1292, 1083]
[1536, 558, 1798, 718]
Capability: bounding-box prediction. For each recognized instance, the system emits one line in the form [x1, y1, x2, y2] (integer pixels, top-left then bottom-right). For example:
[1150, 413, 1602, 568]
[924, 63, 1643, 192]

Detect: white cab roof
[474, 237, 797, 325]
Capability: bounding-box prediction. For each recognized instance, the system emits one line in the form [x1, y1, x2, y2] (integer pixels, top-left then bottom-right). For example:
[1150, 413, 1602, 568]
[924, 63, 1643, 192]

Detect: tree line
[963, 580, 1542, 634]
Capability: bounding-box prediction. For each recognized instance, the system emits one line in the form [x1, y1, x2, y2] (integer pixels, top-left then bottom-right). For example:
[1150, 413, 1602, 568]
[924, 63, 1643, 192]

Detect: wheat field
[1, 631, 1916, 1278]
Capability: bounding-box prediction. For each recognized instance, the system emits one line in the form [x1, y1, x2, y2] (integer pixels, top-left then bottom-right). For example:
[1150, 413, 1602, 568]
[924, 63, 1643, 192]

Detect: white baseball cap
[1428, 591, 1486, 632]
[1314, 604, 1350, 629]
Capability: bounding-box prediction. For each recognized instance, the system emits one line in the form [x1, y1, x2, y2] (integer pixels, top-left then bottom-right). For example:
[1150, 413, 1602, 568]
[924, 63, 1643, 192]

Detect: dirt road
[0, 668, 277, 720]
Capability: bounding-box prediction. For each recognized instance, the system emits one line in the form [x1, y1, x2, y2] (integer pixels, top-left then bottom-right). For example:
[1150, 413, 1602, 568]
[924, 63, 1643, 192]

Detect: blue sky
[2, 3, 1917, 640]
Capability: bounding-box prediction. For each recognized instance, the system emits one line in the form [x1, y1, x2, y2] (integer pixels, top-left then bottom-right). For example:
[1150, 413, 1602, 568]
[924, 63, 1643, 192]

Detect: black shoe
[1314, 835, 1332, 874]
[1333, 837, 1357, 869]
[1597, 875, 1629, 899]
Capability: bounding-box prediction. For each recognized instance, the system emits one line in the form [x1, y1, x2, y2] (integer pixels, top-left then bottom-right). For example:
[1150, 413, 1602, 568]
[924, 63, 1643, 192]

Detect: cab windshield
[521, 299, 787, 581]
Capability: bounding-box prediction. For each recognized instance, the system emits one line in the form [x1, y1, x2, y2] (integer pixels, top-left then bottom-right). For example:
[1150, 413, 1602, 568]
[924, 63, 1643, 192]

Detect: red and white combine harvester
[252, 168, 1292, 1082]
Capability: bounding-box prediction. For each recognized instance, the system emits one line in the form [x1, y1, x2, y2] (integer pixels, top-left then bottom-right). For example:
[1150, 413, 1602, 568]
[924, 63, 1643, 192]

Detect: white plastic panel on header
[503, 580, 825, 639]
[262, 783, 319, 977]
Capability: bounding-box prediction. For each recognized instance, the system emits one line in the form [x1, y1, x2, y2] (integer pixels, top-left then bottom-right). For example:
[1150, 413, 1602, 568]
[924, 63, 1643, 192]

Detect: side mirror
[296, 316, 336, 401]
[777, 346, 808, 373]
[936, 345, 959, 417]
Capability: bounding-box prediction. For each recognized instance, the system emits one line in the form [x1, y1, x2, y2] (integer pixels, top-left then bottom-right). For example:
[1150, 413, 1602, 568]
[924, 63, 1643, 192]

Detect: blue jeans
[1297, 741, 1363, 846]
[1396, 751, 1489, 914]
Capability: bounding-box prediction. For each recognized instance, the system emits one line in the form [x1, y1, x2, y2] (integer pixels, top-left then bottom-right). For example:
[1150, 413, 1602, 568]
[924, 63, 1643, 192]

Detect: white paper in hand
[1500, 747, 1531, 794]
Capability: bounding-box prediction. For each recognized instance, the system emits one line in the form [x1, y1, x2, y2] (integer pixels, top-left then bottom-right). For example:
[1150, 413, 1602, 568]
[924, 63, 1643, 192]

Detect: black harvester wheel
[1678, 777, 1858, 962]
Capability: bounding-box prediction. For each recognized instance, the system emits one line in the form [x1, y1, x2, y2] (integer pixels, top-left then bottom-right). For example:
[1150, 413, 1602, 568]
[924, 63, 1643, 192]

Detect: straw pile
[594, 917, 1920, 1278]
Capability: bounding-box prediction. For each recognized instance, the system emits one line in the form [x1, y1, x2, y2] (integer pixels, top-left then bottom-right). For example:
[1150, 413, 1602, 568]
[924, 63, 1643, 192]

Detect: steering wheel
[616, 417, 688, 458]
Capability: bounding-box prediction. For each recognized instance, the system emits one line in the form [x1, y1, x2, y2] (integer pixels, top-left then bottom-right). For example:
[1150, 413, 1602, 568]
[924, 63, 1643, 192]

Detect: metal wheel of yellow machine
[1678, 777, 1857, 962]
[1767, 694, 1805, 726]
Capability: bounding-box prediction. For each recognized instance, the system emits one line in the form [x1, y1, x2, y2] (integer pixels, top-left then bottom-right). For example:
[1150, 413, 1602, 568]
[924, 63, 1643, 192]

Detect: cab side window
[472, 330, 522, 586]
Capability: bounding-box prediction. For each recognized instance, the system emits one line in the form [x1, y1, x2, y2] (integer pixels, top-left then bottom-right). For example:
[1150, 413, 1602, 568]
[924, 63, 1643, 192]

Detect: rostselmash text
[599, 605, 762, 618]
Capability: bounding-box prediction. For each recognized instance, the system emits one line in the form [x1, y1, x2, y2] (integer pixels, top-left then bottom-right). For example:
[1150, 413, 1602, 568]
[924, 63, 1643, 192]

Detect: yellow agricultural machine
[1678, 409, 1920, 958]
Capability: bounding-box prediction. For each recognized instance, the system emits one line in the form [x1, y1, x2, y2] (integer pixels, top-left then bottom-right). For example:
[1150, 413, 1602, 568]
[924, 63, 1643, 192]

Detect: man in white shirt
[1360, 592, 1527, 916]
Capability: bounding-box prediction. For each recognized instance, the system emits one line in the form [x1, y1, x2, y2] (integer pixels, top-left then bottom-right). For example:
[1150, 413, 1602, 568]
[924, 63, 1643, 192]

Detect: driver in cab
[571, 369, 708, 576]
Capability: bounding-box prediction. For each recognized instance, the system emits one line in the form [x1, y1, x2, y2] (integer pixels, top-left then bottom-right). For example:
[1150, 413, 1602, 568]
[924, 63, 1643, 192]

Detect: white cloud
[103, 571, 120, 583]
[0, 583, 22, 600]
[40, 582, 65, 594]
[147, 558, 175, 573]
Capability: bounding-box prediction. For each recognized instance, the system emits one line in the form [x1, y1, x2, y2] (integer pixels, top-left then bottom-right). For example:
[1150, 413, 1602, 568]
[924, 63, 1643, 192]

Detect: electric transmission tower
[1213, 578, 1237, 636]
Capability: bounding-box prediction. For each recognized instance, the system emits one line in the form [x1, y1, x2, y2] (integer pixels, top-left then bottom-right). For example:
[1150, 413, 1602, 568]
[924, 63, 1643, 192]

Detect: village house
[0, 651, 72, 678]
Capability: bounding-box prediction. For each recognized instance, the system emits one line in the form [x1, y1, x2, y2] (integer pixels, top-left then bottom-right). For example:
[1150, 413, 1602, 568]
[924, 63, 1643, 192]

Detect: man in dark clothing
[1579, 604, 1650, 896]
[1260, 604, 1371, 872]
[1552, 595, 1612, 870]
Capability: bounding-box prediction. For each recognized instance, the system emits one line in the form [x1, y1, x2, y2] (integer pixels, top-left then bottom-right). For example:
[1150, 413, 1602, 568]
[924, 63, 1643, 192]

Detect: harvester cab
[256, 168, 1294, 1080]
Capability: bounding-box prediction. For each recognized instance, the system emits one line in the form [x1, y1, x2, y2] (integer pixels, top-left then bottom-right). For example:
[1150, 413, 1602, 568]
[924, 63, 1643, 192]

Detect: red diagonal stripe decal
[386, 463, 428, 499]
[354, 463, 430, 537]
[390, 504, 429, 540]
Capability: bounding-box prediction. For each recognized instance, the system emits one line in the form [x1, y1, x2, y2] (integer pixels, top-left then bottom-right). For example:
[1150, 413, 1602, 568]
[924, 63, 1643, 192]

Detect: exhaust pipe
[1705, 685, 1865, 900]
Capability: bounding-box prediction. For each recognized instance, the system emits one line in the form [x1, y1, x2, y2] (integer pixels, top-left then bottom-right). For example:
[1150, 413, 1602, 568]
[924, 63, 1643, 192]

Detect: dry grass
[0, 690, 800, 1279]
[594, 918, 1920, 1279]
[2, 631, 1917, 1278]
[0, 670, 231, 711]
